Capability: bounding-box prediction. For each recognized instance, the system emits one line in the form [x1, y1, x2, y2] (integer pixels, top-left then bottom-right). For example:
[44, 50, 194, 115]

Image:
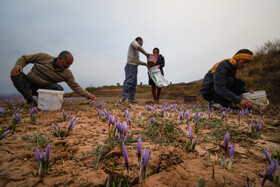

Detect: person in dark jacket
[148, 48, 165, 103]
[200, 49, 253, 108]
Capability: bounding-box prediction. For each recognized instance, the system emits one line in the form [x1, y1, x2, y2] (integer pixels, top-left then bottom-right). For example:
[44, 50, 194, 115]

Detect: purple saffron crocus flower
[0, 129, 11, 140]
[123, 122, 127, 136]
[122, 143, 129, 174]
[192, 137, 197, 150]
[112, 115, 116, 125]
[96, 108, 100, 116]
[263, 148, 272, 164]
[221, 112, 225, 120]
[257, 124, 262, 133]
[151, 116, 155, 124]
[0, 107, 5, 115]
[72, 117, 79, 128]
[246, 177, 251, 187]
[230, 143, 235, 160]
[189, 126, 192, 141]
[46, 144, 50, 160]
[62, 109, 67, 120]
[68, 117, 79, 132]
[68, 111, 71, 119]
[108, 115, 112, 127]
[193, 137, 197, 145]
[261, 159, 279, 187]
[127, 115, 131, 125]
[68, 119, 74, 130]
[137, 136, 142, 163]
[179, 111, 183, 121]
[224, 131, 229, 158]
[34, 147, 41, 165]
[123, 135, 127, 145]
[13, 113, 21, 122]
[141, 148, 151, 171]
[118, 134, 121, 142]
[51, 123, 57, 131]
[196, 117, 199, 125]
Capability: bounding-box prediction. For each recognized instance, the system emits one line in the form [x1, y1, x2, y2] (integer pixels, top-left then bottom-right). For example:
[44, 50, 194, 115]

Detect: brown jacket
[14, 53, 91, 98]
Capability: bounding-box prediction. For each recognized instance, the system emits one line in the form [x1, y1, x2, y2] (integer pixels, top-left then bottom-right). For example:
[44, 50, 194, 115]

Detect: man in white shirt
[121, 37, 149, 103]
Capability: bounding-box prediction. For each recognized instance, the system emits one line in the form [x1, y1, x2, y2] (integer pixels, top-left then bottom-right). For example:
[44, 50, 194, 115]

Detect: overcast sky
[0, 0, 279, 95]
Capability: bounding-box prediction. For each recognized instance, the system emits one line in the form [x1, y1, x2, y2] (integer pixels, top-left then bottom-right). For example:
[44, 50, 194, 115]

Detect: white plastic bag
[148, 66, 169, 87]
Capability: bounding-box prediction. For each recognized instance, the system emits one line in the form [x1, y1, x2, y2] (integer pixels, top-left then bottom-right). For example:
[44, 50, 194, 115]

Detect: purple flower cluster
[0, 107, 5, 116]
[51, 123, 61, 137]
[138, 138, 151, 182]
[11, 113, 21, 132]
[29, 107, 38, 123]
[96, 108, 109, 119]
[262, 159, 279, 187]
[224, 131, 229, 159]
[115, 120, 128, 144]
[144, 105, 153, 111]
[67, 117, 79, 133]
[62, 109, 71, 120]
[123, 108, 129, 118]
[34, 144, 50, 176]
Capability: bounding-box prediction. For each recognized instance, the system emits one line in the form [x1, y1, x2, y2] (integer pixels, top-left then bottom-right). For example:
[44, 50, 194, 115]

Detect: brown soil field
[0, 90, 279, 186]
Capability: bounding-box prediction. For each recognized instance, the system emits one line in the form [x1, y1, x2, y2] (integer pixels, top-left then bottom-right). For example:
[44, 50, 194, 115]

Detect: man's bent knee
[11, 72, 27, 83]
[42, 84, 64, 91]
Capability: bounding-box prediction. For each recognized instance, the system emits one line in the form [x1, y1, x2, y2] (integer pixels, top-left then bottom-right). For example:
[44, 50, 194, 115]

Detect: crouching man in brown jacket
[11, 51, 96, 105]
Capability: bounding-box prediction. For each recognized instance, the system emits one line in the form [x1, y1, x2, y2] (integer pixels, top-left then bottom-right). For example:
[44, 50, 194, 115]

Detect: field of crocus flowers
[0, 95, 279, 187]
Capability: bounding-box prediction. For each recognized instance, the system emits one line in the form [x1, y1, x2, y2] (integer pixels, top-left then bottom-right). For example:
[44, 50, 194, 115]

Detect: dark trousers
[121, 64, 138, 101]
[11, 72, 63, 103]
[209, 77, 245, 107]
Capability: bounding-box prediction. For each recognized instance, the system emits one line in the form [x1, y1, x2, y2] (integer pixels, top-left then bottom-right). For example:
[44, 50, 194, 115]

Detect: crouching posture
[11, 51, 96, 105]
[200, 49, 253, 108]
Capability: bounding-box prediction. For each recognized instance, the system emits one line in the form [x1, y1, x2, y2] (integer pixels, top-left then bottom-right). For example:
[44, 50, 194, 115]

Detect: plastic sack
[241, 90, 269, 110]
[148, 66, 169, 87]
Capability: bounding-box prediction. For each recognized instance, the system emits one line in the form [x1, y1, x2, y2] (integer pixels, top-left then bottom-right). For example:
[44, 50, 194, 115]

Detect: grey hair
[58, 51, 73, 59]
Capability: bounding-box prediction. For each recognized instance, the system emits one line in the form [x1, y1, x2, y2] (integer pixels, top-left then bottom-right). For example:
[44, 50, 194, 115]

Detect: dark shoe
[121, 97, 127, 103]
[128, 100, 137, 104]
[210, 101, 222, 109]
[27, 99, 37, 107]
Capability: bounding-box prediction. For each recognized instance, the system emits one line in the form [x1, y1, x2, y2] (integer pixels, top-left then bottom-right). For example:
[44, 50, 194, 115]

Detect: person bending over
[11, 51, 96, 105]
[200, 49, 253, 108]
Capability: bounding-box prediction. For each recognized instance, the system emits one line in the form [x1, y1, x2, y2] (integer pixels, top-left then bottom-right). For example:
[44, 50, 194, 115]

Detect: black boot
[11, 72, 36, 104]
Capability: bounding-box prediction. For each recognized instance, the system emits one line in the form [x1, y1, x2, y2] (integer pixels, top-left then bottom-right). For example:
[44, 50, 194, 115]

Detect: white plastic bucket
[242, 90, 269, 110]
[37, 89, 64, 111]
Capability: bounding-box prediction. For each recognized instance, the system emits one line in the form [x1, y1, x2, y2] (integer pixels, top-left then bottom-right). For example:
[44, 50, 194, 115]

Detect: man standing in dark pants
[200, 49, 254, 108]
[11, 51, 96, 105]
[121, 37, 149, 103]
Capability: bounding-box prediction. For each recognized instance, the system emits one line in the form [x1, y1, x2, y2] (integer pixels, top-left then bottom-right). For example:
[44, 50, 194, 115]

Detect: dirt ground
[0, 96, 279, 187]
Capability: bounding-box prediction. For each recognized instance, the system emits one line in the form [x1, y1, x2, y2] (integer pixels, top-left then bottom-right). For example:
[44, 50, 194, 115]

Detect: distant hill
[72, 79, 205, 103]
